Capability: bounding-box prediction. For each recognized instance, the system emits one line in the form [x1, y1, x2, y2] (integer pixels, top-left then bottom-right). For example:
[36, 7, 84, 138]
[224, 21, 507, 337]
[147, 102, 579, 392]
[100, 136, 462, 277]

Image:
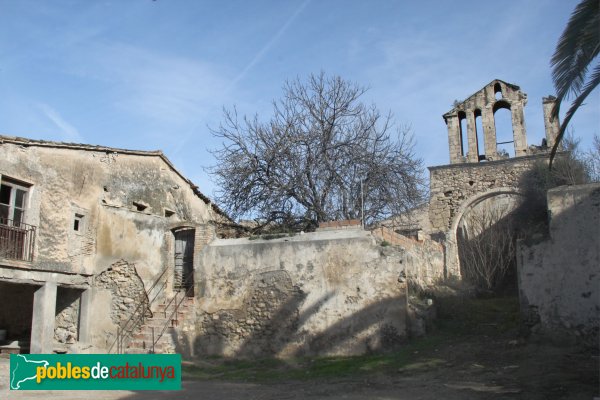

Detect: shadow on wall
[518, 184, 600, 346]
[183, 269, 406, 359]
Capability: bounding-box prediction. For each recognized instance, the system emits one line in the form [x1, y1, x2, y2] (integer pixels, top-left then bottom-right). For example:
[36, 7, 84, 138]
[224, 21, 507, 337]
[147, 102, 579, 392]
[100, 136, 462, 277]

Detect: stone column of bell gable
[30, 282, 57, 354]
[482, 104, 497, 160]
[446, 114, 463, 164]
[512, 99, 528, 157]
[542, 96, 560, 149]
[466, 110, 479, 162]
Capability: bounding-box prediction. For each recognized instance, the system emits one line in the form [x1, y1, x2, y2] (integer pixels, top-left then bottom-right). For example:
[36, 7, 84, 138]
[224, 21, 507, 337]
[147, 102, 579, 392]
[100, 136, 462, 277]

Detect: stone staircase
[124, 295, 194, 354]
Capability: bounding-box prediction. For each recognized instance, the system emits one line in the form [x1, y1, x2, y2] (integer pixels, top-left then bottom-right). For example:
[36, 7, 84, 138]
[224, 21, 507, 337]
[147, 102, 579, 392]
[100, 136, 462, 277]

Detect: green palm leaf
[549, 0, 600, 167]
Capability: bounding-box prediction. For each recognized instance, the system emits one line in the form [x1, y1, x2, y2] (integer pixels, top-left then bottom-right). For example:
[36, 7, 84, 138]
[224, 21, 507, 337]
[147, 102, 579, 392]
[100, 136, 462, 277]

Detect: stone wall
[54, 287, 82, 346]
[428, 154, 549, 233]
[93, 260, 150, 326]
[443, 80, 528, 163]
[371, 227, 445, 285]
[180, 229, 408, 358]
[517, 183, 600, 346]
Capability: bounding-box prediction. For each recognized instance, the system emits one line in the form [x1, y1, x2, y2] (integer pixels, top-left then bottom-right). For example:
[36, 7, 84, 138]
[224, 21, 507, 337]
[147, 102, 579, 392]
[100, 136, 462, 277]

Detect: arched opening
[474, 109, 485, 161]
[458, 111, 467, 159]
[456, 192, 522, 292]
[493, 101, 514, 158]
[494, 83, 502, 101]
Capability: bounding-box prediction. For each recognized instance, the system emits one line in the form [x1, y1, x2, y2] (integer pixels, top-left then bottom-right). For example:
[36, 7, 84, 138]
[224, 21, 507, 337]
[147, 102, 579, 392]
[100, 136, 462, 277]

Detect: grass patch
[435, 295, 520, 336]
[182, 335, 448, 382]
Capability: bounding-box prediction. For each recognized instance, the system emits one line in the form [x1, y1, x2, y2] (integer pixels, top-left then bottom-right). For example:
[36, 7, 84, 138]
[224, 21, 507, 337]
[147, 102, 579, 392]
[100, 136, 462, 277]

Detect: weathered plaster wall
[517, 183, 600, 346]
[0, 142, 213, 277]
[181, 229, 408, 358]
[0, 138, 219, 352]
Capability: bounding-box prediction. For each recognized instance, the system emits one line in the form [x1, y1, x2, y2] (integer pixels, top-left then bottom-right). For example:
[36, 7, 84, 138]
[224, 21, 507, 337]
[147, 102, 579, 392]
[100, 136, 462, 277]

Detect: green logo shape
[10, 354, 181, 390]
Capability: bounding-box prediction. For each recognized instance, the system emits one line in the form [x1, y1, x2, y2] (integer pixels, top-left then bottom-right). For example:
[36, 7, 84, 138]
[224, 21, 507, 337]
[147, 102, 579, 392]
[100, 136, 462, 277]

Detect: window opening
[133, 201, 148, 212]
[494, 83, 502, 101]
[458, 111, 467, 158]
[73, 214, 84, 232]
[0, 178, 29, 227]
[493, 101, 514, 158]
[475, 109, 485, 161]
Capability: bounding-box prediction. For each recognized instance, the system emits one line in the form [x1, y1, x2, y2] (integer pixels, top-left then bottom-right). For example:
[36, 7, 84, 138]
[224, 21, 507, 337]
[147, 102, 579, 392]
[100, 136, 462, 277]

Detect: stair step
[120, 291, 193, 354]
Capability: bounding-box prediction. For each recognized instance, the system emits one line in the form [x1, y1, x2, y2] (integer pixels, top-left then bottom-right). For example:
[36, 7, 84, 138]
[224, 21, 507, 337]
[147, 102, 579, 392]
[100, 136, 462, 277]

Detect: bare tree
[209, 72, 425, 230]
[457, 203, 517, 291]
[583, 134, 600, 182]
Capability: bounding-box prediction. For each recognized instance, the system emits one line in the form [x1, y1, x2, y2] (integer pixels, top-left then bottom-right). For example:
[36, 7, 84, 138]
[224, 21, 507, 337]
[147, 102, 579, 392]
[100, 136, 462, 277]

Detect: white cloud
[37, 103, 83, 143]
[64, 42, 232, 127]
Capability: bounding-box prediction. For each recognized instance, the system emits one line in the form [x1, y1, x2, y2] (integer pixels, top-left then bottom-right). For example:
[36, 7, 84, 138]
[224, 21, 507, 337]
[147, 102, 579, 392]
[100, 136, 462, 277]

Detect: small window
[132, 201, 148, 212]
[494, 83, 502, 100]
[73, 214, 84, 232]
[164, 208, 175, 218]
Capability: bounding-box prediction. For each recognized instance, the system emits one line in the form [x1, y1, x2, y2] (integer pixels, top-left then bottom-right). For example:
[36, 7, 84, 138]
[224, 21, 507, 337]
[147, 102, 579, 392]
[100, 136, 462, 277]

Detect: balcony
[0, 219, 36, 262]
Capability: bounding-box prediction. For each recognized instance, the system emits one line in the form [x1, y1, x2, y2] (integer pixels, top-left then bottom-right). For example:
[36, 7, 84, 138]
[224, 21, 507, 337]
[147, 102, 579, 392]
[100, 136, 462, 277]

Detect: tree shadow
[189, 268, 406, 359]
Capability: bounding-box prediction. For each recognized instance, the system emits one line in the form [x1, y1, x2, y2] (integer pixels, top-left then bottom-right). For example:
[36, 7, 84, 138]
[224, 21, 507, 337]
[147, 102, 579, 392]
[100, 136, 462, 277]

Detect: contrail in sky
[225, 0, 311, 93]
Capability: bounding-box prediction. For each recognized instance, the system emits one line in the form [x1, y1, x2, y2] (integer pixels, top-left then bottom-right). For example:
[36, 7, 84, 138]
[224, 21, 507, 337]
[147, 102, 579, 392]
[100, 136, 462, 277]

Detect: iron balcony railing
[0, 218, 36, 262]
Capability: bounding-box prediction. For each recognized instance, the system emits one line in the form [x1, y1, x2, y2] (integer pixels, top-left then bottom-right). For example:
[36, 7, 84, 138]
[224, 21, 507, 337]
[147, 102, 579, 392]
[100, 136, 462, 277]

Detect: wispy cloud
[225, 0, 310, 93]
[37, 103, 83, 143]
[64, 42, 232, 128]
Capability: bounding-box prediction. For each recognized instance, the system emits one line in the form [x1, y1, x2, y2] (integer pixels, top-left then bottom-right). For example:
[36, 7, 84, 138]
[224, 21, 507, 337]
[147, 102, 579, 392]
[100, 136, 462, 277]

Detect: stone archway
[444, 188, 523, 279]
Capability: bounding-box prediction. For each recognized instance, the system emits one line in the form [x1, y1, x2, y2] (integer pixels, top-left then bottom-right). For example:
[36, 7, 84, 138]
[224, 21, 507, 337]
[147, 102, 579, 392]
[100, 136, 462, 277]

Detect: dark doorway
[0, 281, 37, 353]
[173, 229, 195, 296]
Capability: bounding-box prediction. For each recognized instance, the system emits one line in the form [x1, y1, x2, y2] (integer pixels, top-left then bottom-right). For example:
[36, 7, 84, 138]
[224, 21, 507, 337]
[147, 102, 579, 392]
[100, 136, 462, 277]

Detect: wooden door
[174, 229, 195, 295]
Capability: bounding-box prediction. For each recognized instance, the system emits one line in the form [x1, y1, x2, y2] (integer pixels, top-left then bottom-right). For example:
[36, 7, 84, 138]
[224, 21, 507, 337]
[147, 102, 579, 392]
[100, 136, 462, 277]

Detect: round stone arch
[444, 187, 524, 278]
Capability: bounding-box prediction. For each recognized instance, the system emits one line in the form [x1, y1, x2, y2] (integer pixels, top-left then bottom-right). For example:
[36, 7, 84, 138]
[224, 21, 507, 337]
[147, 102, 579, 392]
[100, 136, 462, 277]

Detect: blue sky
[1, 0, 597, 198]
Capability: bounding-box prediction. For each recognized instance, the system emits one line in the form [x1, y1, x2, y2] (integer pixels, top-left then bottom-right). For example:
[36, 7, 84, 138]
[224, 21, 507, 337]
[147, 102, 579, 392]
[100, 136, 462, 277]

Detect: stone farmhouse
[0, 136, 224, 354]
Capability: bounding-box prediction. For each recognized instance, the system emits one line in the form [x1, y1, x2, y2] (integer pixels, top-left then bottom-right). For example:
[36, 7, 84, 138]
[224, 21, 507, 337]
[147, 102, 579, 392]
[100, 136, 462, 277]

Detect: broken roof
[0, 134, 230, 220]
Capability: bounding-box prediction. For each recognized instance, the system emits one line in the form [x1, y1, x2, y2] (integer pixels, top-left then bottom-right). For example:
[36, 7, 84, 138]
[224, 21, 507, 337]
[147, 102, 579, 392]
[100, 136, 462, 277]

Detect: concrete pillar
[466, 111, 479, 162]
[30, 282, 57, 354]
[512, 100, 528, 156]
[445, 115, 463, 164]
[543, 96, 560, 149]
[78, 288, 92, 344]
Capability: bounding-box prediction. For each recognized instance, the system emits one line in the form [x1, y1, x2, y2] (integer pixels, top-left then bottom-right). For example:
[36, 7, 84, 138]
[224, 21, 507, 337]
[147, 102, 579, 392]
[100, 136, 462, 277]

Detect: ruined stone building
[424, 79, 598, 345]
[0, 79, 594, 357]
[0, 135, 225, 354]
[426, 79, 561, 276]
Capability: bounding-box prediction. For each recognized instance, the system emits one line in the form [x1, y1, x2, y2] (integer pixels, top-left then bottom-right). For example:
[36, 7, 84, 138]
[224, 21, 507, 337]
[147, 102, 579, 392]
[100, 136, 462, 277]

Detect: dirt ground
[2, 334, 597, 400]
[1, 296, 598, 399]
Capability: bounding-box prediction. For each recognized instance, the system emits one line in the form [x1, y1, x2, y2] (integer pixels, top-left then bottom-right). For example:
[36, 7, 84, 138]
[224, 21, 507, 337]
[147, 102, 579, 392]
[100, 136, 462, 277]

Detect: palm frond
[550, 62, 600, 167]
[550, 0, 600, 119]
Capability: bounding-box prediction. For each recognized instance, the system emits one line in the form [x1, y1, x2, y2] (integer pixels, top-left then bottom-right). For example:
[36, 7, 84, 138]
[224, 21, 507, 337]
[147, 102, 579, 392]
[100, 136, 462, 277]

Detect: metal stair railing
[149, 273, 195, 354]
[109, 266, 170, 353]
